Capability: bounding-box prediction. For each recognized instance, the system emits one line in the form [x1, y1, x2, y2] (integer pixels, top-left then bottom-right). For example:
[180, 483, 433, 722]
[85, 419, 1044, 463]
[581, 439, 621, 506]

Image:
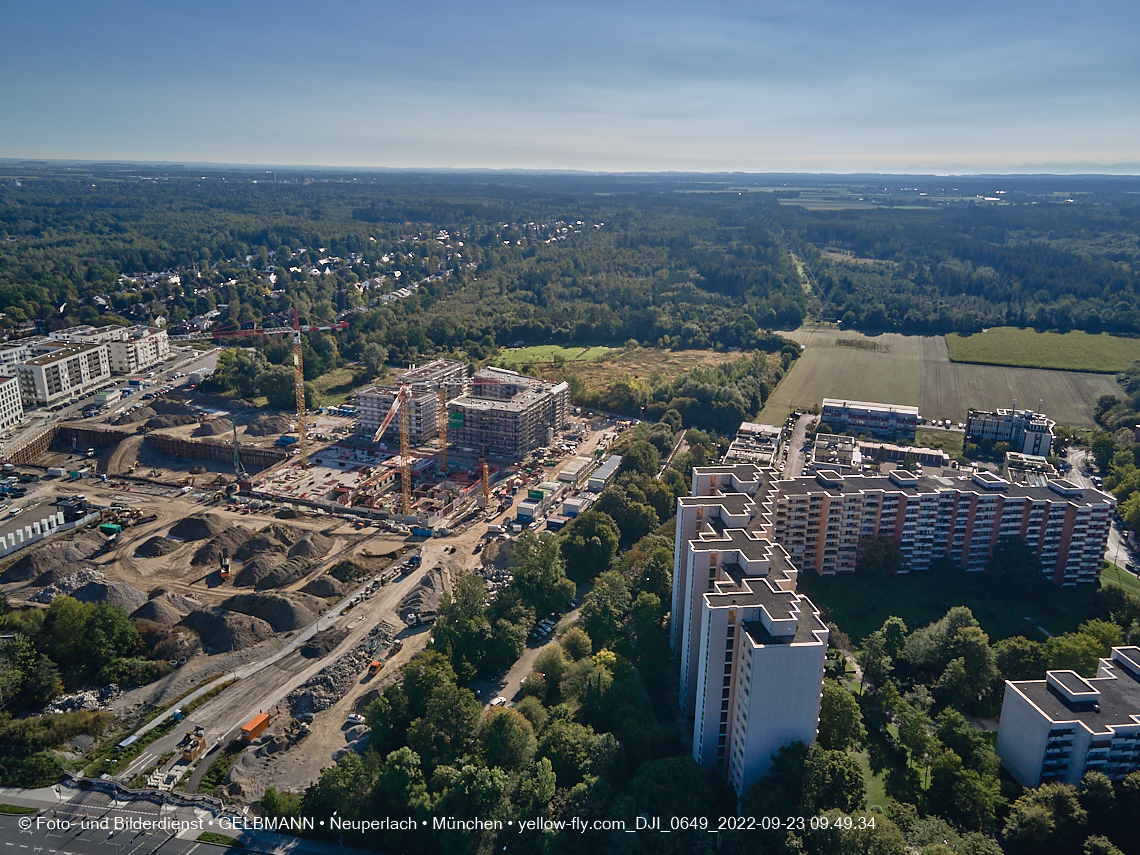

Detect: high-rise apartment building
[772, 469, 1113, 584]
[0, 375, 24, 431]
[15, 343, 111, 406]
[672, 464, 828, 795]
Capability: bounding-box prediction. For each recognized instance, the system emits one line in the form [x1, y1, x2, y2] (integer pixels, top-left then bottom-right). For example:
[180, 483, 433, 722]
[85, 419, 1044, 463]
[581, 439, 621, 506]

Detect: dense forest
[1, 168, 1139, 369]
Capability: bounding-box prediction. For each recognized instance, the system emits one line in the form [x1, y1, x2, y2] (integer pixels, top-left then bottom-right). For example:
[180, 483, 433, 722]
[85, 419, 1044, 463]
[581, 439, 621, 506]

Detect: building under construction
[355, 359, 468, 446]
[447, 367, 571, 460]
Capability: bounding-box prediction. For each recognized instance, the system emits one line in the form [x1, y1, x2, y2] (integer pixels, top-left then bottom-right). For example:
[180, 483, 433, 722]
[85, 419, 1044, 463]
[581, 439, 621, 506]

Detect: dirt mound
[148, 400, 197, 416]
[135, 536, 181, 558]
[145, 415, 198, 430]
[131, 591, 200, 625]
[246, 413, 293, 437]
[234, 523, 302, 560]
[71, 580, 149, 613]
[116, 406, 157, 425]
[300, 627, 349, 658]
[232, 554, 311, 590]
[288, 532, 333, 560]
[221, 593, 321, 632]
[301, 576, 344, 598]
[400, 567, 444, 614]
[193, 419, 232, 438]
[275, 508, 303, 520]
[169, 514, 229, 542]
[179, 607, 275, 654]
[191, 526, 253, 567]
[1, 531, 103, 583]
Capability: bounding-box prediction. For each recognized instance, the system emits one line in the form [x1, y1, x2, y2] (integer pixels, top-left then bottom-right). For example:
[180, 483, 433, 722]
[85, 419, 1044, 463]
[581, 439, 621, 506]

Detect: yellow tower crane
[438, 385, 448, 471]
[371, 384, 414, 515]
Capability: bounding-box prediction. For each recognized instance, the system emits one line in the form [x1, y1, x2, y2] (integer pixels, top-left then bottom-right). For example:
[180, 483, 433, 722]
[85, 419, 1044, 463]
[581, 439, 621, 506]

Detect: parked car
[490, 697, 508, 707]
[347, 713, 366, 724]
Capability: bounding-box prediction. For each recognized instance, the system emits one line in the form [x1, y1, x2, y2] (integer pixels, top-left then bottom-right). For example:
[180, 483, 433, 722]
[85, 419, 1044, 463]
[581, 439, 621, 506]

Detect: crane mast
[292, 307, 307, 465]
[438, 385, 448, 471]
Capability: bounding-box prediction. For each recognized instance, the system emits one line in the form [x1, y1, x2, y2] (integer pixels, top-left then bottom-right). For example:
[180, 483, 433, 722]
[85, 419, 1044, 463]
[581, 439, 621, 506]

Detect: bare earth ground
[760, 328, 1120, 428]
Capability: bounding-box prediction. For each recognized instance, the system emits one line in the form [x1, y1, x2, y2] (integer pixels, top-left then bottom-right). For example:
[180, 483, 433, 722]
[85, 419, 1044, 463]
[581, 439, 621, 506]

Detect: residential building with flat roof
[0, 375, 24, 431]
[671, 462, 827, 795]
[966, 408, 1055, 457]
[821, 398, 919, 441]
[724, 422, 784, 467]
[447, 367, 570, 459]
[15, 343, 111, 406]
[45, 324, 169, 374]
[773, 469, 1113, 583]
[997, 647, 1140, 787]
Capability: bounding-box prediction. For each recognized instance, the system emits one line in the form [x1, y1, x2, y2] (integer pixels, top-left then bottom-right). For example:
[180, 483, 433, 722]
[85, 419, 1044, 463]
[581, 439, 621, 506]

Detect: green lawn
[798, 569, 1101, 645]
[855, 750, 890, 809]
[495, 344, 617, 367]
[946, 327, 1140, 373]
[914, 428, 964, 457]
[1102, 562, 1140, 598]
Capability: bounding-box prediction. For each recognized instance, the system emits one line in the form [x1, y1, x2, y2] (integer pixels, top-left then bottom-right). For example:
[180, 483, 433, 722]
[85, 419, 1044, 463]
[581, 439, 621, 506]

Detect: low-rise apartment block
[723, 422, 784, 466]
[821, 398, 918, 441]
[997, 647, 1140, 787]
[773, 469, 1113, 584]
[356, 359, 468, 446]
[45, 324, 169, 374]
[447, 367, 570, 459]
[15, 343, 112, 406]
[966, 407, 1055, 457]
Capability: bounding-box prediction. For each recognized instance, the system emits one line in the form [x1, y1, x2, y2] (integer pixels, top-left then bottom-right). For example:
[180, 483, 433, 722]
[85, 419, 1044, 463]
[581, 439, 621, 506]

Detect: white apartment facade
[966, 408, 1055, 457]
[0, 375, 25, 431]
[356, 359, 468, 446]
[673, 463, 827, 795]
[15, 343, 112, 406]
[46, 324, 169, 374]
[997, 647, 1140, 787]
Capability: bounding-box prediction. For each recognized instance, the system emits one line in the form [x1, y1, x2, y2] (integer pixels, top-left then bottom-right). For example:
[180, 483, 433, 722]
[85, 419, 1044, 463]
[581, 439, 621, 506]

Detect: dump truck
[241, 713, 271, 742]
[99, 523, 123, 536]
[368, 660, 383, 677]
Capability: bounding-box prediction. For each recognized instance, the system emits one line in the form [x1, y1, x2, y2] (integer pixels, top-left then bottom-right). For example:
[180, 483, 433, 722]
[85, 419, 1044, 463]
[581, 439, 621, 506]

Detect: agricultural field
[946, 327, 1140, 373]
[759, 328, 1121, 428]
[494, 344, 616, 367]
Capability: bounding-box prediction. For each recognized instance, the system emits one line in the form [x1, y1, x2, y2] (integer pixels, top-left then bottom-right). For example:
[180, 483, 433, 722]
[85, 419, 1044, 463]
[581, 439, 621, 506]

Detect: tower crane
[371, 384, 413, 515]
[174, 310, 348, 467]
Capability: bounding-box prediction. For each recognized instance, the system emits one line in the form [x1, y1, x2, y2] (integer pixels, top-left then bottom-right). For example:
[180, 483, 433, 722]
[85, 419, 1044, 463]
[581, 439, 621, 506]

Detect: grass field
[797, 568, 1100, 645]
[537, 347, 761, 395]
[759, 328, 1120, 428]
[1101, 562, 1140, 599]
[946, 327, 1140, 373]
[914, 428, 965, 457]
[495, 345, 617, 367]
[310, 366, 366, 406]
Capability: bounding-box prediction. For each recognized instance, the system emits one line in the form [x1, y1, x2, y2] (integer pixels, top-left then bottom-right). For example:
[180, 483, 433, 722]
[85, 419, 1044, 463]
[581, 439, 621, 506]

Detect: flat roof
[775, 472, 1116, 507]
[1013, 666, 1140, 732]
[822, 398, 920, 416]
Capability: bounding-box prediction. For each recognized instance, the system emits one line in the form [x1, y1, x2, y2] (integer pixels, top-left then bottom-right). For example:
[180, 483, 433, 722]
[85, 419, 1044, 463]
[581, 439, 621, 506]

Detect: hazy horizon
[3, 1, 1137, 174]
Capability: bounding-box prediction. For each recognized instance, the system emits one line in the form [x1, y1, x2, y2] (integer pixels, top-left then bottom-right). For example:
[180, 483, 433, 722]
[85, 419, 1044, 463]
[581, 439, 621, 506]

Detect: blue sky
[3, 0, 1138, 173]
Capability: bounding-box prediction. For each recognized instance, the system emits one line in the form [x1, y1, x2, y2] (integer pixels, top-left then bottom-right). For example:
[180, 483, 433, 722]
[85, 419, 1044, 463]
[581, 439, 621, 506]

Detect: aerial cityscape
[0, 3, 1138, 855]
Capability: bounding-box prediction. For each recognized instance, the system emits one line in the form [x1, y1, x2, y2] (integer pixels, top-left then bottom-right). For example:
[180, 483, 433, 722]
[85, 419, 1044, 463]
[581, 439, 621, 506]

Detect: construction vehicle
[220, 548, 231, 581]
[368, 660, 383, 678]
[180, 725, 207, 762]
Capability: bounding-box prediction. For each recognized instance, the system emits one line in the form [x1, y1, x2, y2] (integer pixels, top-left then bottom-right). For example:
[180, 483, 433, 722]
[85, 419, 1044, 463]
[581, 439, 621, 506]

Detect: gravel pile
[286, 625, 394, 715]
[169, 513, 230, 541]
[299, 627, 349, 659]
[1, 531, 103, 583]
[221, 592, 321, 632]
[131, 591, 200, 625]
[288, 532, 333, 560]
[135, 536, 181, 558]
[191, 526, 254, 567]
[193, 419, 232, 438]
[400, 566, 444, 614]
[234, 523, 302, 560]
[301, 576, 344, 598]
[41, 684, 122, 715]
[246, 413, 293, 437]
[29, 568, 107, 604]
[179, 607, 275, 654]
[71, 580, 149, 613]
[148, 400, 198, 416]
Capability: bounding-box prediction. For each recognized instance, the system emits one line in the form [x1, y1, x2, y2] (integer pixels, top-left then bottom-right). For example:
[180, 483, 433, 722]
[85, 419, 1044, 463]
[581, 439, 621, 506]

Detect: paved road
[781, 413, 814, 477]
